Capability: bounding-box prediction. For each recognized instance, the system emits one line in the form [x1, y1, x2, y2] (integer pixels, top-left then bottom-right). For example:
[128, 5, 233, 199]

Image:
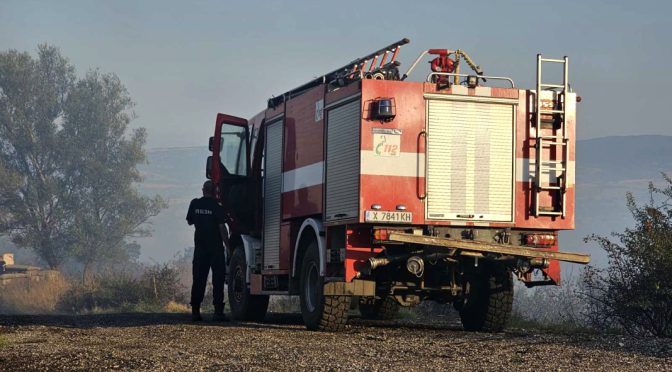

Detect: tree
[0, 45, 75, 268]
[583, 174, 672, 337]
[0, 45, 165, 274]
[59, 70, 165, 281]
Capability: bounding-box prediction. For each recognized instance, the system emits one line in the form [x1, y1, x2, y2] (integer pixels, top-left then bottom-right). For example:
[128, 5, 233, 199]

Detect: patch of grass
[0, 335, 10, 349]
[508, 312, 593, 334]
[64, 300, 184, 315]
[398, 307, 418, 320]
[57, 263, 187, 314]
[164, 300, 190, 313]
[0, 273, 69, 314]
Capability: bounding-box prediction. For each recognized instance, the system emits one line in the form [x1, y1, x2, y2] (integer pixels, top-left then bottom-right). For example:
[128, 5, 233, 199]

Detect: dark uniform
[186, 196, 227, 307]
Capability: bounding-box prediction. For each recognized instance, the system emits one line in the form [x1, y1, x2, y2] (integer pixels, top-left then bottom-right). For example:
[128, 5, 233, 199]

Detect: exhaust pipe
[360, 257, 391, 276]
[368, 257, 390, 270]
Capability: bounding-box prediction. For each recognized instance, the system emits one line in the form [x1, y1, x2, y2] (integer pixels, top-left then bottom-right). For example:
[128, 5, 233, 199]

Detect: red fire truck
[206, 38, 589, 332]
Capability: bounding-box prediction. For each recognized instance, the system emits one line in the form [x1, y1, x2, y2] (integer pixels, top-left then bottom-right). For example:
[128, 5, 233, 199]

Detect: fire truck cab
[206, 38, 589, 331]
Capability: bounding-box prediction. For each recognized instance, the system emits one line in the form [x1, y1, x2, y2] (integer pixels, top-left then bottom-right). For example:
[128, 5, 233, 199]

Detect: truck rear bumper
[388, 232, 590, 264]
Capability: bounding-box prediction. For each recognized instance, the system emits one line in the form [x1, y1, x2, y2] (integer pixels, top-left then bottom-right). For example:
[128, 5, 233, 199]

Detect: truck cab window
[220, 124, 248, 177]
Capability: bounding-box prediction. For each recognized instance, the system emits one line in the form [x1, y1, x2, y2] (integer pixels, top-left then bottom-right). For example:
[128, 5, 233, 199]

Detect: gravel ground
[0, 312, 670, 371]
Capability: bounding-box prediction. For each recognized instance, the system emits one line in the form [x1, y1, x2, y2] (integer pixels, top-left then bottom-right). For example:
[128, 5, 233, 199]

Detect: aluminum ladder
[534, 54, 569, 217]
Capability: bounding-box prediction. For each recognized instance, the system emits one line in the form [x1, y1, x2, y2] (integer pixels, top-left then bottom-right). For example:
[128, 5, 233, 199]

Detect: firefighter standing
[186, 180, 229, 322]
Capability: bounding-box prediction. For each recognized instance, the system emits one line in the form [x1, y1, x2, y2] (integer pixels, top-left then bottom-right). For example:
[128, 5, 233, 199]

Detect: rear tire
[228, 247, 269, 321]
[299, 240, 350, 331]
[359, 297, 400, 320]
[459, 267, 513, 332]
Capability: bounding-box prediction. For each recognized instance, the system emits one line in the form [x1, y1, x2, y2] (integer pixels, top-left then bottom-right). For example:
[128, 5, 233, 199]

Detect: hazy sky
[1, 0, 670, 148]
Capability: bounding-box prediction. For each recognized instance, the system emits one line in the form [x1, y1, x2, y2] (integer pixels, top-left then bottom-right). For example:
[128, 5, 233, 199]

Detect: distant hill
[578, 135, 672, 182]
[135, 136, 672, 269]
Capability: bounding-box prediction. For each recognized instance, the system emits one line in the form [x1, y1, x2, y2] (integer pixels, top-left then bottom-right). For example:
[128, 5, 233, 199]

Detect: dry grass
[0, 274, 70, 314]
[0, 335, 9, 349]
[163, 300, 189, 313]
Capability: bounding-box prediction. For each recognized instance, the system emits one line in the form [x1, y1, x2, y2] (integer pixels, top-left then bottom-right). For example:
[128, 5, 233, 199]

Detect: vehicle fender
[292, 218, 326, 277]
[240, 234, 261, 284]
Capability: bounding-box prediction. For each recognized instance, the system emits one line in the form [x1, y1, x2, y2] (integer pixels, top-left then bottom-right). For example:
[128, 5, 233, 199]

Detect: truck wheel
[228, 247, 269, 321]
[459, 267, 513, 332]
[299, 241, 350, 331]
[359, 297, 400, 320]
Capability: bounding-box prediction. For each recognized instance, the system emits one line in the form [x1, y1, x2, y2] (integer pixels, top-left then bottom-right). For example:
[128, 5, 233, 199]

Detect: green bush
[583, 174, 672, 337]
[58, 263, 186, 313]
[142, 263, 182, 305]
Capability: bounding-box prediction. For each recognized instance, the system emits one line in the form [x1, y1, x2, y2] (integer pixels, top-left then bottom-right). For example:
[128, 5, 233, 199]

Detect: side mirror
[206, 156, 212, 179]
[208, 136, 214, 151]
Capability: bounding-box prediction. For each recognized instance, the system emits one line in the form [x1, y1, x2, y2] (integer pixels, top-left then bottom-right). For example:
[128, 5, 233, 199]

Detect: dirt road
[0, 313, 670, 371]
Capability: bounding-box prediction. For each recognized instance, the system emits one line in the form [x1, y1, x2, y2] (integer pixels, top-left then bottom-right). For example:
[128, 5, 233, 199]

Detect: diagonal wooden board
[388, 232, 591, 264]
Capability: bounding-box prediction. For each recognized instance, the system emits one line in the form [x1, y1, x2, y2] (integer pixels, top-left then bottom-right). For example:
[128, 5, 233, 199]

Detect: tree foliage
[0, 45, 75, 268]
[59, 70, 165, 280]
[583, 174, 672, 337]
[0, 44, 165, 272]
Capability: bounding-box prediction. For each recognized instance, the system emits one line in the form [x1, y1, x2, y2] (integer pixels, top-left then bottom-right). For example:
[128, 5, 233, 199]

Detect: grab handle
[417, 131, 427, 200]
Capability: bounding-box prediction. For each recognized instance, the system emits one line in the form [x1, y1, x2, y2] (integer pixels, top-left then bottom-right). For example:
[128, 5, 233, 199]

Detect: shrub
[142, 263, 184, 305]
[583, 174, 672, 337]
[57, 263, 186, 313]
[58, 272, 144, 312]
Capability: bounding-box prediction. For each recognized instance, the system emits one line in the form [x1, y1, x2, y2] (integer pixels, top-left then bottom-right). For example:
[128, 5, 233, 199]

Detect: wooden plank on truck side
[388, 233, 591, 264]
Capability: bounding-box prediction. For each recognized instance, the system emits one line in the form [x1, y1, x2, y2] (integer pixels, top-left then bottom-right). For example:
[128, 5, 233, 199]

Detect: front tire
[458, 266, 513, 332]
[299, 241, 350, 331]
[228, 247, 269, 321]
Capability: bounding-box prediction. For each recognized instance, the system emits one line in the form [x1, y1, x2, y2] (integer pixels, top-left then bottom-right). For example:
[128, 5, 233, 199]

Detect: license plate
[365, 210, 413, 223]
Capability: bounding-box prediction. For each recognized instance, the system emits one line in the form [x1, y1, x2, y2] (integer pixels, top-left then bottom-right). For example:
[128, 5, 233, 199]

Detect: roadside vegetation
[582, 174, 672, 337]
[511, 174, 672, 338]
[511, 278, 593, 334]
[0, 274, 69, 314]
[57, 263, 186, 314]
[0, 44, 165, 282]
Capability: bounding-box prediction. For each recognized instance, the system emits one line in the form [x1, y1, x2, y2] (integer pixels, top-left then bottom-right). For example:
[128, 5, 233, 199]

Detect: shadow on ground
[0, 312, 305, 330]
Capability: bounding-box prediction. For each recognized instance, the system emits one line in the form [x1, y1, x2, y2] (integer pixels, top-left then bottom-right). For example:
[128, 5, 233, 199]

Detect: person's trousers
[190, 249, 226, 306]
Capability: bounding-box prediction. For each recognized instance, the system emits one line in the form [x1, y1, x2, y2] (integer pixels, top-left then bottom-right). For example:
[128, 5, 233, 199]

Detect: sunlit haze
[2, 0, 670, 148]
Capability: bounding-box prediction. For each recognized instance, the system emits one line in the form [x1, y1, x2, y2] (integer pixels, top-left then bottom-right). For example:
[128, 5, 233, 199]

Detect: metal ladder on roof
[534, 54, 569, 217]
[345, 38, 408, 80]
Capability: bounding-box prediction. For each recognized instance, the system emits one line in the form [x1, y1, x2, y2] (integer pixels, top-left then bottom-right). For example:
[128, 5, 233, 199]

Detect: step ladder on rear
[534, 55, 569, 217]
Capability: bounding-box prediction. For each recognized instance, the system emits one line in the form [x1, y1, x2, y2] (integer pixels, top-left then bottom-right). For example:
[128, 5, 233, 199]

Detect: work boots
[213, 304, 229, 322]
[191, 305, 202, 322]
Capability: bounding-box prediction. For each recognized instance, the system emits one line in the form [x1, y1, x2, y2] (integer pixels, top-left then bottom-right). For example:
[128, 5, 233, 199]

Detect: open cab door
[207, 113, 251, 231]
[208, 113, 249, 182]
